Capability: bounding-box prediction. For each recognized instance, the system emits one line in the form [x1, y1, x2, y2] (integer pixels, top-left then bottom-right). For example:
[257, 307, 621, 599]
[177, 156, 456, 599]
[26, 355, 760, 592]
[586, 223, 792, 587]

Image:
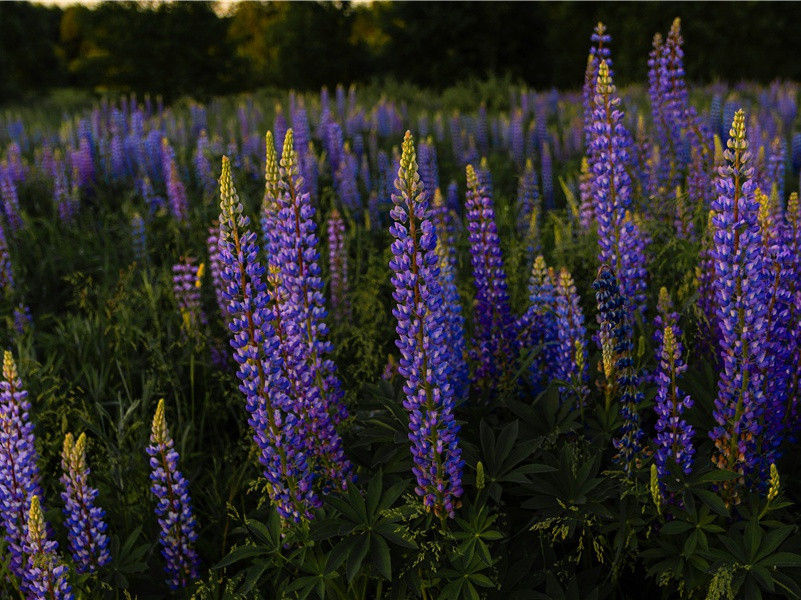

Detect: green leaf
[661, 521, 693, 535]
[213, 545, 267, 569]
[370, 533, 392, 580]
[347, 534, 371, 583]
[758, 552, 801, 568]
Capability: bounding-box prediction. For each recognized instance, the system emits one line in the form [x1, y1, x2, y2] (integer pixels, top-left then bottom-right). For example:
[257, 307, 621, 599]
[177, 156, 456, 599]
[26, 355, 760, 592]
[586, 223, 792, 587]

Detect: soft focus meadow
[4, 15, 801, 600]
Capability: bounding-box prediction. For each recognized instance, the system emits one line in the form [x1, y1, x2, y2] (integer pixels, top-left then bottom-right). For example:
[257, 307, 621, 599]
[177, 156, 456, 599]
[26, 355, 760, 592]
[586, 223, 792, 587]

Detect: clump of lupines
[221, 153, 329, 522]
[172, 257, 206, 334]
[709, 110, 768, 497]
[516, 158, 540, 237]
[389, 131, 463, 518]
[0, 350, 44, 582]
[327, 209, 350, 320]
[652, 288, 694, 481]
[593, 266, 643, 474]
[147, 399, 200, 589]
[24, 496, 73, 600]
[588, 60, 649, 316]
[60, 432, 110, 573]
[465, 163, 516, 396]
[0, 170, 23, 233]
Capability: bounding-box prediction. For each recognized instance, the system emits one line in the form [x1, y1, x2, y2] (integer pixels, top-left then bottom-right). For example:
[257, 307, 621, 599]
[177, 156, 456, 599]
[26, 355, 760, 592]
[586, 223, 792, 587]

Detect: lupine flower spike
[389, 131, 463, 518]
[709, 110, 768, 502]
[60, 432, 111, 572]
[147, 399, 200, 589]
[0, 350, 44, 582]
[24, 496, 73, 599]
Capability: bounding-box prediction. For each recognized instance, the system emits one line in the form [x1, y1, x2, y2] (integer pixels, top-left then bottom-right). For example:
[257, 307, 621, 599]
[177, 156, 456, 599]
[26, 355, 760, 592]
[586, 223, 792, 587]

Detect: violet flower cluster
[652, 288, 694, 481]
[389, 131, 463, 518]
[588, 60, 648, 317]
[465, 163, 516, 396]
[147, 399, 200, 589]
[172, 257, 207, 334]
[0, 350, 45, 584]
[24, 496, 73, 600]
[327, 209, 350, 320]
[709, 110, 768, 494]
[60, 432, 111, 573]
[593, 266, 643, 475]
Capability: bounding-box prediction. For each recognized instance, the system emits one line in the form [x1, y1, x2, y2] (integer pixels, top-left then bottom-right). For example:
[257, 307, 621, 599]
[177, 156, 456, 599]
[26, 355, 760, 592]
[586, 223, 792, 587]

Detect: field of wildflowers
[3, 16, 801, 600]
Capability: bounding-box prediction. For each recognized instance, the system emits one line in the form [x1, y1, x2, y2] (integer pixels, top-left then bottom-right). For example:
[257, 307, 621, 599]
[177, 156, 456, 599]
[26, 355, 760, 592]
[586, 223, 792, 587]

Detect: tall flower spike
[147, 399, 200, 589]
[709, 110, 768, 499]
[593, 266, 644, 474]
[327, 209, 350, 320]
[652, 288, 694, 483]
[553, 268, 588, 395]
[172, 257, 206, 336]
[60, 432, 110, 572]
[389, 131, 463, 518]
[465, 163, 516, 396]
[219, 154, 319, 522]
[518, 255, 556, 390]
[277, 129, 351, 478]
[0, 350, 44, 583]
[589, 60, 648, 317]
[24, 496, 73, 600]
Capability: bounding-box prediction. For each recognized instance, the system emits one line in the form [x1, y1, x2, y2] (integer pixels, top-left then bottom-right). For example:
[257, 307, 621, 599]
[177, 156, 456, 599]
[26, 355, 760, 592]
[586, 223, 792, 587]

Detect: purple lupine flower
[589, 60, 648, 317]
[335, 145, 361, 211]
[147, 399, 200, 589]
[785, 192, 801, 432]
[432, 189, 468, 401]
[23, 496, 73, 599]
[652, 288, 694, 481]
[540, 141, 553, 210]
[696, 210, 719, 356]
[71, 137, 95, 189]
[553, 268, 587, 391]
[60, 432, 110, 573]
[578, 157, 594, 230]
[193, 130, 215, 193]
[510, 109, 525, 169]
[274, 104, 288, 156]
[0, 351, 44, 583]
[220, 154, 320, 522]
[709, 110, 769, 498]
[327, 209, 350, 320]
[518, 256, 556, 389]
[0, 170, 23, 233]
[275, 130, 351, 474]
[594, 266, 644, 475]
[0, 220, 13, 294]
[4, 142, 27, 184]
[172, 257, 206, 334]
[465, 163, 516, 396]
[13, 303, 32, 335]
[389, 131, 463, 518]
[446, 180, 460, 215]
[767, 136, 786, 201]
[516, 158, 540, 236]
[206, 222, 227, 323]
[583, 23, 612, 147]
[131, 213, 146, 262]
[163, 139, 188, 222]
[755, 189, 792, 467]
[418, 138, 439, 202]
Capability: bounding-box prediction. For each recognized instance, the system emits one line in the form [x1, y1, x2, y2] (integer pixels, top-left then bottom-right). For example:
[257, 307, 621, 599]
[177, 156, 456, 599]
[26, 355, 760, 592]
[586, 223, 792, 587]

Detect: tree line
[1, 1, 800, 102]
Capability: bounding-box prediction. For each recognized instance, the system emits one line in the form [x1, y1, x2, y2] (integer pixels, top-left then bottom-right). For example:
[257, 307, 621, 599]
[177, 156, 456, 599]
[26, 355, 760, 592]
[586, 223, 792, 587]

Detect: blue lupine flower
[465, 163, 516, 396]
[60, 432, 110, 573]
[147, 399, 200, 589]
[709, 110, 769, 497]
[593, 266, 644, 475]
[588, 60, 648, 317]
[24, 496, 73, 599]
[0, 351, 44, 584]
[652, 288, 694, 481]
[389, 131, 464, 518]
